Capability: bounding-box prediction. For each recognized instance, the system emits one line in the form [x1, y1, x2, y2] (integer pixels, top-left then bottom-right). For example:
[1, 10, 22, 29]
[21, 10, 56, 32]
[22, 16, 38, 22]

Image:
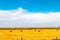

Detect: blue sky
[0, 0, 60, 12]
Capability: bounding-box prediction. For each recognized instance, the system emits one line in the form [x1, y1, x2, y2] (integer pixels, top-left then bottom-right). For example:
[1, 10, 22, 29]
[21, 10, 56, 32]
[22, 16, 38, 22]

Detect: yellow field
[0, 28, 60, 40]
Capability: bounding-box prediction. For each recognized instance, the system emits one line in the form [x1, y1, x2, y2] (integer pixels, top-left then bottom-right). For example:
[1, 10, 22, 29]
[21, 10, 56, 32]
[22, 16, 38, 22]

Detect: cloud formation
[0, 8, 60, 28]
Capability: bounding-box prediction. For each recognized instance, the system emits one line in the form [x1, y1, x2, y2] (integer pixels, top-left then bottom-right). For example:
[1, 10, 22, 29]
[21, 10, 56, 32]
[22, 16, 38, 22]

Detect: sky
[0, 0, 60, 28]
[0, 0, 60, 12]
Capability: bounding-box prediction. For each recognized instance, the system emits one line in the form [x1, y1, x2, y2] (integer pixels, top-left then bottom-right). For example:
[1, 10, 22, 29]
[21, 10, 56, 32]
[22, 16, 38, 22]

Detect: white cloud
[0, 8, 60, 28]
